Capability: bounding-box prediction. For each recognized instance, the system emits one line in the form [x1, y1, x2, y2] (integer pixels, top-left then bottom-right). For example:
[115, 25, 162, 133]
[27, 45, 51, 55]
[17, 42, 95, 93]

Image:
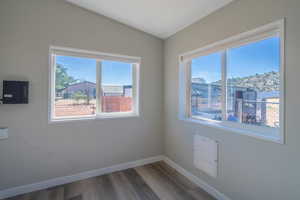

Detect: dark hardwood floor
[6, 161, 215, 200]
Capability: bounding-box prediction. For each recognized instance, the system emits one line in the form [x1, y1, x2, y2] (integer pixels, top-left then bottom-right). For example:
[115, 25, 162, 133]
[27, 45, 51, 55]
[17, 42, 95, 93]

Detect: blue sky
[56, 56, 132, 85]
[56, 36, 279, 85]
[191, 36, 280, 83]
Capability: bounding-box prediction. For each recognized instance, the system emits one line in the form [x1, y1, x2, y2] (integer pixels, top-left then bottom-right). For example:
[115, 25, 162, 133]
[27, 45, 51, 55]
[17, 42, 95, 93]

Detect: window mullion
[221, 50, 227, 121]
[51, 54, 56, 120]
[186, 61, 192, 118]
[96, 60, 102, 114]
[132, 63, 138, 114]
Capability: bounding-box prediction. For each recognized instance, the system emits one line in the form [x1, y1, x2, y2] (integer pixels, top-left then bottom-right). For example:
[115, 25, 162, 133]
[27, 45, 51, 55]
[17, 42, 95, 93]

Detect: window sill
[49, 112, 139, 124]
[181, 117, 283, 144]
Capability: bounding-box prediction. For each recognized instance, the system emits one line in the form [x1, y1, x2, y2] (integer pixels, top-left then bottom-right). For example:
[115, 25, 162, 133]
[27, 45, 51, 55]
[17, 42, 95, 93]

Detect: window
[101, 61, 133, 113]
[179, 20, 284, 143]
[49, 46, 140, 121]
[191, 52, 222, 121]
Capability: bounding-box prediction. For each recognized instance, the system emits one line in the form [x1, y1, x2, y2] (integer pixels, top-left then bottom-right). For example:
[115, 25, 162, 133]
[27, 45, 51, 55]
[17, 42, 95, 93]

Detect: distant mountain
[192, 77, 206, 84]
[194, 71, 280, 92]
[227, 71, 280, 92]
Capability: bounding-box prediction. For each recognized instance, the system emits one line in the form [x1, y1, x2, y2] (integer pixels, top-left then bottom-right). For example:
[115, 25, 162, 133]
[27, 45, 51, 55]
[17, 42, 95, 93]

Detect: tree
[55, 64, 77, 94]
[72, 91, 87, 104]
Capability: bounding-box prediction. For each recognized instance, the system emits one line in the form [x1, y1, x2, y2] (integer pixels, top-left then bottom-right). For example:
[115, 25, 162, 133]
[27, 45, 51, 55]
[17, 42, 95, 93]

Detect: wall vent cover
[193, 134, 218, 177]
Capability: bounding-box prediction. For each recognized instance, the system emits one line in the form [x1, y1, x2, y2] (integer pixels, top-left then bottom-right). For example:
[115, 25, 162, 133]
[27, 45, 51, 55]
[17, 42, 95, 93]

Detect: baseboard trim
[163, 157, 231, 200]
[0, 155, 164, 199]
[0, 155, 231, 200]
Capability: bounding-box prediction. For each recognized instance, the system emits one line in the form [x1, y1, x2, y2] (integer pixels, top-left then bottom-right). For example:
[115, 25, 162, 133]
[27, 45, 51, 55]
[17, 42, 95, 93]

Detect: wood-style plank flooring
[5, 161, 215, 200]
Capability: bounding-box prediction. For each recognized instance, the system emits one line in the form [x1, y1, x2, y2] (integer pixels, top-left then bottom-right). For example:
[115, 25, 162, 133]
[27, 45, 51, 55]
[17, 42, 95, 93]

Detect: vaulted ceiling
[66, 0, 233, 39]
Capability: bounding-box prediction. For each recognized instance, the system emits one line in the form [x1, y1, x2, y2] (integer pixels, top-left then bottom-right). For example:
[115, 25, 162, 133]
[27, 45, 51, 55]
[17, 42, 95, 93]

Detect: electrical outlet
[0, 127, 8, 140]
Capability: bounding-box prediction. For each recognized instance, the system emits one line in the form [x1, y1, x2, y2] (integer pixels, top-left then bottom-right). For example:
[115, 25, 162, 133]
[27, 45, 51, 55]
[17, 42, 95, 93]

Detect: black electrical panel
[2, 81, 29, 104]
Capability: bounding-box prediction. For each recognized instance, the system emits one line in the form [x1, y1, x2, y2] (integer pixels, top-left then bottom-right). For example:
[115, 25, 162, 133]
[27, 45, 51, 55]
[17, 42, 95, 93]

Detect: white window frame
[49, 46, 140, 123]
[179, 19, 285, 144]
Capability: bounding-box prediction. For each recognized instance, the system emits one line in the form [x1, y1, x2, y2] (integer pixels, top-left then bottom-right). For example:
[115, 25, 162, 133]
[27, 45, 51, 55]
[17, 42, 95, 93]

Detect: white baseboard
[163, 157, 231, 200]
[0, 155, 230, 200]
[0, 155, 164, 199]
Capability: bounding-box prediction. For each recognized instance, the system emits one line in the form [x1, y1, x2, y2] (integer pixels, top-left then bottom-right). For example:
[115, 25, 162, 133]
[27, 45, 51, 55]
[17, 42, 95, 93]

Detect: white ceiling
[66, 0, 233, 39]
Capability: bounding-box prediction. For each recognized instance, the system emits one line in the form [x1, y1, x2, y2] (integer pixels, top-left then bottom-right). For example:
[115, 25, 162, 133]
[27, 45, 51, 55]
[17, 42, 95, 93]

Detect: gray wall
[164, 0, 300, 200]
[2, 0, 300, 199]
[0, 0, 164, 190]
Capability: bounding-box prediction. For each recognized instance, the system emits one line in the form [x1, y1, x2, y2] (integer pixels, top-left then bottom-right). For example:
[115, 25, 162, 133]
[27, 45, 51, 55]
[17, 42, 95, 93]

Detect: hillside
[227, 71, 279, 92]
[207, 71, 279, 92]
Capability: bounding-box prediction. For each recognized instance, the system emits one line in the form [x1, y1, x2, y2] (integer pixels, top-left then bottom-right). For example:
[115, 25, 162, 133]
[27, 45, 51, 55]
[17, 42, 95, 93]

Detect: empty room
[0, 0, 299, 199]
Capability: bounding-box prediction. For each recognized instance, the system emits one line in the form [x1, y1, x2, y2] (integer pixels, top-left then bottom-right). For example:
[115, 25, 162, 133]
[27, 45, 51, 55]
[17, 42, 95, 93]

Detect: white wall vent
[193, 134, 218, 177]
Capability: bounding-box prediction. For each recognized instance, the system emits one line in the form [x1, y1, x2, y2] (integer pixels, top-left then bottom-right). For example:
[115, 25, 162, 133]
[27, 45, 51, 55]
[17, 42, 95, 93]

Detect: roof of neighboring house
[61, 82, 132, 94]
[102, 85, 124, 94]
[68, 81, 96, 87]
[61, 81, 96, 91]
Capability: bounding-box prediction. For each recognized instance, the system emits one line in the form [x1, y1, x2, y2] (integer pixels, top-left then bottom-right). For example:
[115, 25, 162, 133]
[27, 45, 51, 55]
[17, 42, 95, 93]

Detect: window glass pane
[54, 55, 96, 118]
[191, 52, 222, 120]
[101, 61, 133, 113]
[226, 36, 280, 128]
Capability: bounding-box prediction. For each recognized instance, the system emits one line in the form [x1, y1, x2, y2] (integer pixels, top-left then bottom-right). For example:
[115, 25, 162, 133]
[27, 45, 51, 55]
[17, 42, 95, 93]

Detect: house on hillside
[260, 91, 280, 127]
[191, 83, 280, 127]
